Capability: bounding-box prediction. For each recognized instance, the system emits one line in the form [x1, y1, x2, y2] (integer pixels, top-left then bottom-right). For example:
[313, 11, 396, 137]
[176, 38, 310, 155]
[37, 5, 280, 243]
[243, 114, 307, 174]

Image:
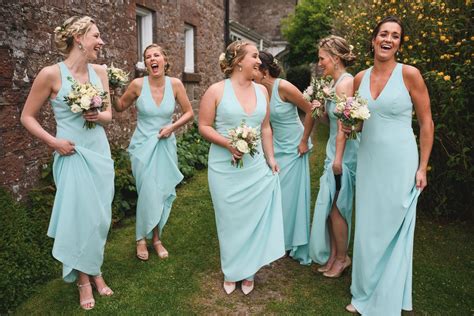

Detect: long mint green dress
[208, 79, 285, 282]
[350, 63, 420, 315]
[128, 76, 183, 241]
[48, 62, 114, 282]
[309, 73, 358, 265]
[270, 78, 312, 265]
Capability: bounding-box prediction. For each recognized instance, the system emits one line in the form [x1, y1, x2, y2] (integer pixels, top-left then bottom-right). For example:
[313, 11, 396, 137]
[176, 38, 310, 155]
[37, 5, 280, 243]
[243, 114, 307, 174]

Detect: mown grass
[15, 123, 473, 314]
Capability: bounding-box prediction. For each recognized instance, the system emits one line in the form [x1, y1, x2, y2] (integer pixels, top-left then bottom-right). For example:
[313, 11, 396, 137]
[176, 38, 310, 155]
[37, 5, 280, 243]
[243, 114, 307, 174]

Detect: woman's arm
[404, 65, 434, 190]
[259, 85, 279, 173]
[112, 77, 141, 113]
[341, 70, 366, 135]
[332, 76, 354, 174]
[158, 78, 194, 138]
[20, 66, 75, 155]
[198, 82, 243, 161]
[279, 80, 315, 155]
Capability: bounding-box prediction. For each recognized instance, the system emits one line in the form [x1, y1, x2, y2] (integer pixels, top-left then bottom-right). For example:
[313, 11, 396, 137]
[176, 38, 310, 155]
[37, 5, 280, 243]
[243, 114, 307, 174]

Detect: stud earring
[263, 75, 266, 79]
[335, 63, 339, 70]
[78, 43, 84, 51]
[239, 66, 242, 72]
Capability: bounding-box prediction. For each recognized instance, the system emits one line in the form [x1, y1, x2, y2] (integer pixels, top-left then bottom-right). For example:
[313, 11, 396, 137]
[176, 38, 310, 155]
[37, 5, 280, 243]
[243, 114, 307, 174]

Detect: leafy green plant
[281, 0, 333, 67]
[177, 121, 210, 180]
[111, 148, 137, 224]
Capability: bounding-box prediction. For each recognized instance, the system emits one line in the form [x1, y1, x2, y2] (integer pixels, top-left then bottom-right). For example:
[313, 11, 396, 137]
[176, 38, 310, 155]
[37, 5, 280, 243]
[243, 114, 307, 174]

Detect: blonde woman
[113, 44, 193, 261]
[21, 16, 114, 310]
[199, 41, 285, 295]
[308, 35, 358, 278]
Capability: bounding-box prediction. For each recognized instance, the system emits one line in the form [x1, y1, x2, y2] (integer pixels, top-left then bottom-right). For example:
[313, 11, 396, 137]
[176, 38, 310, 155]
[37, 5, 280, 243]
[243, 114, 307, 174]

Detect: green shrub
[111, 148, 137, 224]
[177, 121, 210, 180]
[331, 1, 473, 219]
[0, 188, 58, 314]
[286, 64, 312, 92]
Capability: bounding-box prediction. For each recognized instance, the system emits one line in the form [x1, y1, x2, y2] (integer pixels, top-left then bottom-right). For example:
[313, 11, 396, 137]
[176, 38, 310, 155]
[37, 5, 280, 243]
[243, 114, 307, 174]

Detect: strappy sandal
[136, 239, 149, 261]
[91, 274, 114, 296]
[153, 240, 169, 258]
[77, 282, 95, 310]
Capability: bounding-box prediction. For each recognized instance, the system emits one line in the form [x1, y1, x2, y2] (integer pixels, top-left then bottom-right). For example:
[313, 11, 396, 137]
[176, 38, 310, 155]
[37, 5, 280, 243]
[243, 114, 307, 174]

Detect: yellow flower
[440, 35, 446, 41]
[366, 60, 371, 65]
[437, 21, 443, 26]
[471, 36, 474, 41]
[444, 39, 449, 44]
[404, 35, 410, 42]
[443, 75, 451, 81]
[440, 55, 445, 60]
[437, 72, 444, 76]
[408, 45, 413, 50]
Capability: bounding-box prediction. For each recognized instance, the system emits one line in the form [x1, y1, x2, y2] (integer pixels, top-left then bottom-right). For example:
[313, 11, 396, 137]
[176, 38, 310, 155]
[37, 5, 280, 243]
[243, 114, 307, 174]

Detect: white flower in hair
[219, 53, 226, 62]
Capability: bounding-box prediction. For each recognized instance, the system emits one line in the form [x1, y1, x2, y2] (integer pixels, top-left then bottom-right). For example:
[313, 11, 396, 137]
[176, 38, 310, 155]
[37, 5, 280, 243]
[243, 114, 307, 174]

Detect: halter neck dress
[309, 73, 359, 265]
[207, 79, 285, 282]
[350, 63, 420, 315]
[48, 62, 114, 282]
[269, 78, 312, 264]
[128, 76, 184, 241]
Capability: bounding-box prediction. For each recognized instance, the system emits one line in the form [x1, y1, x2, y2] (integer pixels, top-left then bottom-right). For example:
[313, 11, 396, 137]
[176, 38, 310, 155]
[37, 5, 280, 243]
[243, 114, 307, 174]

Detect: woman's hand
[52, 138, 76, 156]
[267, 157, 280, 174]
[158, 124, 175, 138]
[298, 140, 309, 156]
[341, 121, 363, 135]
[227, 142, 243, 162]
[311, 99, 323, 113]
[415, 168, 428, 190]
[83, 109, 100, 122]
[332, 160, 342, 175]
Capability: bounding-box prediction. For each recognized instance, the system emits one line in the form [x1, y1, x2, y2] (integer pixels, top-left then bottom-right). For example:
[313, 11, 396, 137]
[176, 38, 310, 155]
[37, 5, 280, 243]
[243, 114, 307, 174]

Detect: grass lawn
[16, 123, 474, 314]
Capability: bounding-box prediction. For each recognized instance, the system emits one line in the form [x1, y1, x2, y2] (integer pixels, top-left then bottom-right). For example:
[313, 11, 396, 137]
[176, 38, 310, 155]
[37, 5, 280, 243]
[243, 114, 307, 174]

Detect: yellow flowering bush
[331, 0, 473, 218]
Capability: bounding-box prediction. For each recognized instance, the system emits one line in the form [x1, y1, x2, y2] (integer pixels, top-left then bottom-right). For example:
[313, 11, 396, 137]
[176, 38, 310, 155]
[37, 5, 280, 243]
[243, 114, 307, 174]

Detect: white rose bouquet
[302, 76, 333, 118]
[63, 77, 108, 129]
[228, 120, 260, 168]
[333, 91, 370, 140]
[105, 63, 129, 89]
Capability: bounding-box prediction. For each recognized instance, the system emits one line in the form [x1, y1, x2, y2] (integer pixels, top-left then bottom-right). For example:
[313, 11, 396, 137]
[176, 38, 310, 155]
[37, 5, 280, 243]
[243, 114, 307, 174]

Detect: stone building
[0, 0, 296, 200]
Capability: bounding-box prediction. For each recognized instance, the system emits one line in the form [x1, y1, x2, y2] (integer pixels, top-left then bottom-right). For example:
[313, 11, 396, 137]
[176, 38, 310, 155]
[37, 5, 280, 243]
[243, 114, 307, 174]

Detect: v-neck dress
[207, 79, 285, 282]
[269, 78, 312, 265]
[350, 63, 420, 315]
[48, 62, 114, 282]
[128, 76, 184, 241]
[309, 73, 359, 265]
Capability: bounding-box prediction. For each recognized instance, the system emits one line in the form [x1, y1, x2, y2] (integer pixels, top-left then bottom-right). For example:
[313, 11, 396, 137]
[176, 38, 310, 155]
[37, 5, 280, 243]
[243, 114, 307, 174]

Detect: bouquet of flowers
[228, 120, 260, 168]
[302, 76, 333, 118]
[106, 63, 129, 89]
[333, 92, 370, 139]
[64, 77, 108, 129]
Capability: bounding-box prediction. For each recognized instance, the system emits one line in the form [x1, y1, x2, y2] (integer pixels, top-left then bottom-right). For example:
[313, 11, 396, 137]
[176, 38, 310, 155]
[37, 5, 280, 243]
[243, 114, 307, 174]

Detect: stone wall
[238, 0, 295, 41]
[0, 0, 225, 200]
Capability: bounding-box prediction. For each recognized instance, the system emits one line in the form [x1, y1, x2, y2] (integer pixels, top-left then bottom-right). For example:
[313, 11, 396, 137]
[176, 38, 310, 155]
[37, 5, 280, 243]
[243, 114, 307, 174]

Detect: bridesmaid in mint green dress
[114, 44, 193, 261]
[345, 17, 434, 315]
[199, 41, 285, 295]
[21, 16, 115, 310]
[308, 36, 358, 278]
[254, 51, 314, 265]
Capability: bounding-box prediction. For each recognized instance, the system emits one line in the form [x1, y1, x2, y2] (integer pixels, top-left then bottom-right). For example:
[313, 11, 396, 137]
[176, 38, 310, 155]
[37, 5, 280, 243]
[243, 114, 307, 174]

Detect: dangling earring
[263, 75, 266, 79]
[239, 65, 242, 72]
[78, 43, 84, 52]
[371, 46, 374, 53]
[396, 50, 400, 57]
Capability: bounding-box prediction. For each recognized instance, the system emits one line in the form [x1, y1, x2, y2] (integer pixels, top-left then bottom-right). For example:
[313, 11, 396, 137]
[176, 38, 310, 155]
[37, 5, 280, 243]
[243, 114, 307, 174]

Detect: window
[184, 24, 195, 73]
[136, 6, 153, 67]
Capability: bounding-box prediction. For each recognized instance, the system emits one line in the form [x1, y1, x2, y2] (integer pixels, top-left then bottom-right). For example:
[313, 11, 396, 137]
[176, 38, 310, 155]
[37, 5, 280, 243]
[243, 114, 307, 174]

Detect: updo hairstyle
[54, 16, 96, 56]
[143, 44, 171, 75]
[258, 51, 281, 78]
[219, 40, 251, 77]
[318, 35, 356, 67]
